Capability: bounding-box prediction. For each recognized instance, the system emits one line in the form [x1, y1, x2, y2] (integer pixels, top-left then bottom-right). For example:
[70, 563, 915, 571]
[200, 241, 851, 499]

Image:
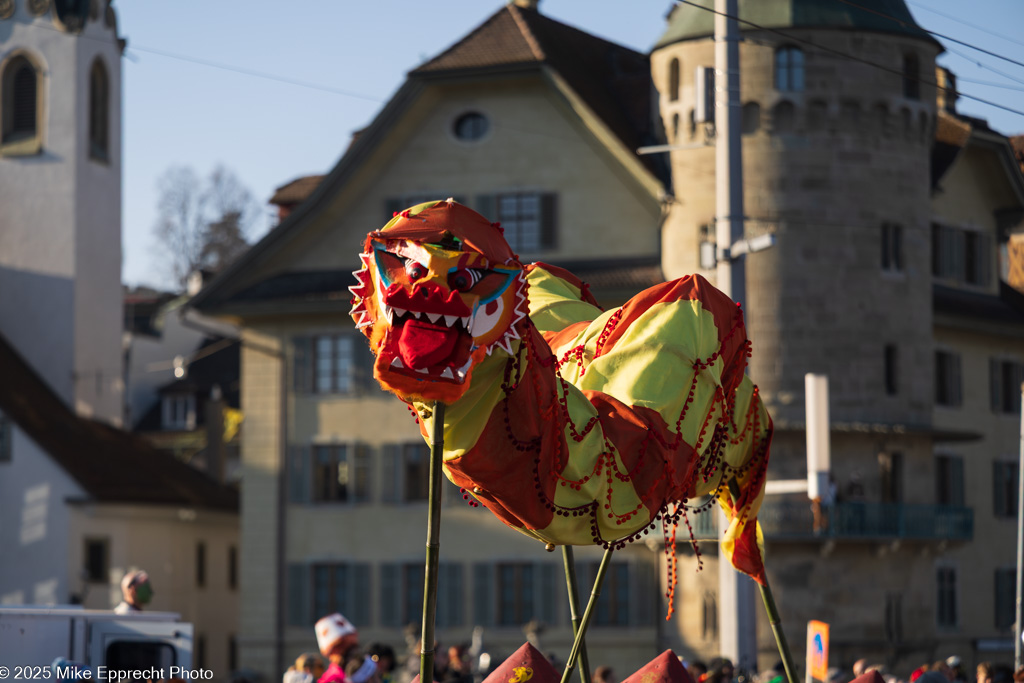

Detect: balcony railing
[759, 501, 974, 541]
[679, 501, 973, 541]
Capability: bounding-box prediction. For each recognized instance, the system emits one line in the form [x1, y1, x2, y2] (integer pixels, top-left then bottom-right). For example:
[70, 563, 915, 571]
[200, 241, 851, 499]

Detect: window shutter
[473, 563, 494, 627]
[354, 338, 376, 395]
[995, 569, 1015, 629]
[535, 562, 557, 627]
[287, 564, 310, 626]
[1014, 362, 1024, 413]
[540, 194, 558, 249]
[381, 444, 400, 503]
[10, 64, 37, 136]
[475, 195, 496, 222]
[437, 563, 464, 628]
[293, 337, 312, 394]
[353, 443, 371, 503]
[979, 232, 992, 286]
[288, 445, 311, 504]
[351, 563, 372, 626]
[990, 359, 1002, 413]
[994, 462, 1008, 517]
[629, 559, 656, 626]
[951, 457, 965, 507]
[380, 563, 400, 627]
[951, 354, 962, 406]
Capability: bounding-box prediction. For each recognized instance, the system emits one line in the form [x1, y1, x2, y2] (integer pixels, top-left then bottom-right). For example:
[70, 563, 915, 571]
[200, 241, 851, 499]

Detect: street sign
[807, 620, 829, 683]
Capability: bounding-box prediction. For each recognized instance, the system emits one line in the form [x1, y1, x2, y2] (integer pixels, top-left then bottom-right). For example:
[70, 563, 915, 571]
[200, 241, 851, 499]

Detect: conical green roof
[654, 0, 938, 50]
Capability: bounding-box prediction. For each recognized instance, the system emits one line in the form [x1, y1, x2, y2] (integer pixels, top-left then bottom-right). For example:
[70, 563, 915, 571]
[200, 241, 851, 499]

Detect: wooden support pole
[725, 479, 798, 683]
[419, 402, 447, 683]
[561, 546, 591, 683]
[559, 546, 614, 683]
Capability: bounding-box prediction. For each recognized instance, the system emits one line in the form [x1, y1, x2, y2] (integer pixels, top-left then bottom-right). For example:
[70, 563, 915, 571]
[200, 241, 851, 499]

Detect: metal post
[562, 547, 592, 683]
[1015, 383, 1023, 669]
[714, 0, 756, 671]
[420, 402, 447, 683]
[560, 548, 614, 683]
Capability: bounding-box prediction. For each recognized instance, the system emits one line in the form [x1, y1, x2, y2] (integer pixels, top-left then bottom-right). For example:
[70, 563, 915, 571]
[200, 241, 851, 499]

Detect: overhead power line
[672, 0, 1024, 120]
[906, 0, 1024, 51]
[834, 0, 1024, 71]
[28, 17, 388, 104]
[127, 45, 386, 104]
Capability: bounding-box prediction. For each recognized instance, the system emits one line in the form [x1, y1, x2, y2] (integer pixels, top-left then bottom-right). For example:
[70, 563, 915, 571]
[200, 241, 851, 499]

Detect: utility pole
[1015, 382, 1023, 669]
[714, 0, 758, 673]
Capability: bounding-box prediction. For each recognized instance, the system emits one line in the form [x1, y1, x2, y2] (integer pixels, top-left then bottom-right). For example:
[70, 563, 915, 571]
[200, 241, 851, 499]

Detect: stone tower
[651, 1, 948, 667]
[0, 0, 124, 424]
[652, 0, 940, 428]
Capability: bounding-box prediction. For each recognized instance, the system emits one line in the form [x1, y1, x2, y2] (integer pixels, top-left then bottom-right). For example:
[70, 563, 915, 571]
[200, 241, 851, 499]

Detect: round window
[453, 112, 489, 142]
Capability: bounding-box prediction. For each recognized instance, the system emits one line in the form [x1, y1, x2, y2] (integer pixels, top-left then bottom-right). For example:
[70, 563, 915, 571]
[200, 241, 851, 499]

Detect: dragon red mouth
[398, 318, 459, 369]
[378, 307, 475, 384]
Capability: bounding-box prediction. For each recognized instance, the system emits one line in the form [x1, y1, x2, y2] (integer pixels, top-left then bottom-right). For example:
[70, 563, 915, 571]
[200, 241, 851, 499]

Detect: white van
[0, 606, 193, 678]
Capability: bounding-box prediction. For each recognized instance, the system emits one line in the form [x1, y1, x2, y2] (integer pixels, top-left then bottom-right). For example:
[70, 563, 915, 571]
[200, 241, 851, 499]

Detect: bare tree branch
[151, 164, 260, 289]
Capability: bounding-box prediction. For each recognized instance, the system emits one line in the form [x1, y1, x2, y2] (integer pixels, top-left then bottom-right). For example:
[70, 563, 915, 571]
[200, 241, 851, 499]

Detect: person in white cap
[114, 570, 153, 614]
[315, 613, 361, 683]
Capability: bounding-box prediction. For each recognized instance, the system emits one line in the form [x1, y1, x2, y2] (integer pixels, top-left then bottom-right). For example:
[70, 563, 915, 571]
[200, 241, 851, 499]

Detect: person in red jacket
[315, 613, 361, 683]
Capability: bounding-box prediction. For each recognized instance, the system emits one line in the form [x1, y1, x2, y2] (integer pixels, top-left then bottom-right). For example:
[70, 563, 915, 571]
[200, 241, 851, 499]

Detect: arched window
[903, 53, 920, 100]
[89, 58, 109, 162]
[2, 54, 41, 155]
[668, 58, 680, 102]
[774, 46, 804, 92]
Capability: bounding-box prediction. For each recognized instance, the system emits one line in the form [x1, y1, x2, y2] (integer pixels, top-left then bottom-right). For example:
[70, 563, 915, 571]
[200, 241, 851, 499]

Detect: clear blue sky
[116, 0, 1024, 290]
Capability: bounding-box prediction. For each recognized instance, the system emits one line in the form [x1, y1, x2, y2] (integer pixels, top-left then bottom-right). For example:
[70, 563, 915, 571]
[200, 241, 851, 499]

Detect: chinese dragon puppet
[349, 199, 772, 611]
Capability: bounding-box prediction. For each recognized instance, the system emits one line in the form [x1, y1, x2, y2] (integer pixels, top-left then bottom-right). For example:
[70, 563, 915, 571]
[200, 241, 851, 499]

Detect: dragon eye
[406, 261, 428, 280]
[448, 268, 481, 292]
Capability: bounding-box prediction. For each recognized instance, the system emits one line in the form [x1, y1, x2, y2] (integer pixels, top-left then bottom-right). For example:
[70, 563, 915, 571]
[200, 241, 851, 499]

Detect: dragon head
[350, 199, 528, 404]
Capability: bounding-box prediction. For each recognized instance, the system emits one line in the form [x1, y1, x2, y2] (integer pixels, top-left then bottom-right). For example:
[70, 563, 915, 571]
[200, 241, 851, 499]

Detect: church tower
[0, 0, 124, 424]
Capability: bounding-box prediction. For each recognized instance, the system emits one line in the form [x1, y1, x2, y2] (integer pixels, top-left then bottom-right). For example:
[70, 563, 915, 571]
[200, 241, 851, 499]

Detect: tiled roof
[270, 175, 326, 207]
[0, 331, 238, 511]
[412, 5, 667, 184]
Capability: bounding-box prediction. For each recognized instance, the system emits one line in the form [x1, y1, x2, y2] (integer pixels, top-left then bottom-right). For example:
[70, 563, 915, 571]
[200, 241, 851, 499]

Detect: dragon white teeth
[440, 367, 455, 380]
[416, 367, 429, 374]
[444, 315, 459, 327]
[390, 357, 404, 369]
[455, 357, 473, 380]
[393, 307, 407, 319]
[426, 312, 442, 324]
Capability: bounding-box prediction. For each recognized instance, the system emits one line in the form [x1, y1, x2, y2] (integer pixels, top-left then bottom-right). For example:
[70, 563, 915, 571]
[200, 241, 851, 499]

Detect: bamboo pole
[559, 547, 614, 683]
[725, 479, 798, 683]
[419, 402, 447, 683]
[561, 546, 592, 683]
